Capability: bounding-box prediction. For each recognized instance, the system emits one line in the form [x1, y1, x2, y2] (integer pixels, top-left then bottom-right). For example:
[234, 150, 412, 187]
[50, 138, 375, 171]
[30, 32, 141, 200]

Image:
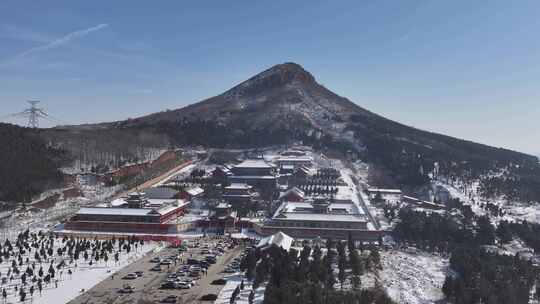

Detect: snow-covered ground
[0, 200, 80, 241]
[78, 182, 124, 203]
[0, 234, 160, 304]
[215, 272, 265, 304]
[483, 239, 534, 258]
[30, 242, 160, 304]
[0, 176, 127, 243]
[379, 249, 448, 304]
[153, 162, 197, 187]
[434, 179, 540, 224]
[503, 203, 540, 224]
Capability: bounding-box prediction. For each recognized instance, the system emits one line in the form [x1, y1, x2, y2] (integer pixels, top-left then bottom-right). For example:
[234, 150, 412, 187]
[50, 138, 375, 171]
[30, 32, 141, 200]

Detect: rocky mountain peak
[267, 62, 316, 84]
[224, 62, 316, 98]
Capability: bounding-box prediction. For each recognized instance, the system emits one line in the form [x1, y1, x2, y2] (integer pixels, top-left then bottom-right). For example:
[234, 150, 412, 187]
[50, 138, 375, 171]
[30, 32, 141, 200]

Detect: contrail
[10, 23, 109, 60]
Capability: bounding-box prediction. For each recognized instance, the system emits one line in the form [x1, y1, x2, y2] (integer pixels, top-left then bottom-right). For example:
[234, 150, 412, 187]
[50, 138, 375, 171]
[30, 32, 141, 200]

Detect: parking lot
[68, 236, 247, 304]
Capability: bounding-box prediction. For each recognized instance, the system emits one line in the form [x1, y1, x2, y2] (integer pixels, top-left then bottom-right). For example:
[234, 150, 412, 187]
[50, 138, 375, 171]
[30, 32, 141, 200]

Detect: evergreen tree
[337, 241, 347, 289]
[476, 215, 496, 245]
[248, 290, 254, 304]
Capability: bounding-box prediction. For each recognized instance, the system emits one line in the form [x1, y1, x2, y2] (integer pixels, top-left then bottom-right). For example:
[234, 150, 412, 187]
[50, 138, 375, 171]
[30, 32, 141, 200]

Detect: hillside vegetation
[0, 123, 67, 204]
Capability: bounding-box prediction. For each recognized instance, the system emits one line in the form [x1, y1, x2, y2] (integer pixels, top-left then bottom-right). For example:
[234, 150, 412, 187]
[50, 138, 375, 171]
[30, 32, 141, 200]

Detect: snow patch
[379, 249, 448, 304]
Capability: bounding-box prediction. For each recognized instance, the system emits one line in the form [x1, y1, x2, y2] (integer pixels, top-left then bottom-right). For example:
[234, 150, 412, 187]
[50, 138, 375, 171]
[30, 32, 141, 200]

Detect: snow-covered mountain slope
[43, 62, 540, 196]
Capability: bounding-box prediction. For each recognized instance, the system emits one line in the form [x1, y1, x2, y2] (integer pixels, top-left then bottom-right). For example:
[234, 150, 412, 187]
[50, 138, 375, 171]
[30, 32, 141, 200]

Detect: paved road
[345, 170, 381, 231]
[69, 238, 244, 304]
[356, 187, 381, 230]
[113, 160, 196, 199]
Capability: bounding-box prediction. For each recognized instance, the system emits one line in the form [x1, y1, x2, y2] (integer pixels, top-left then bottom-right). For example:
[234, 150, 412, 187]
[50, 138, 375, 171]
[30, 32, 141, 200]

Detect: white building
[367, 188, 403, 203]
[255, 197, 381, 241]
[276, 156, 313, 169]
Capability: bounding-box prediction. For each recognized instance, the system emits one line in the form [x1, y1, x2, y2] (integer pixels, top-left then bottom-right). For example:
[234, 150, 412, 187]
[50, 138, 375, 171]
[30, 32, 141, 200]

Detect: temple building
[64, 192, 189, 234]
[222, 183, 258, 204]
[276, 155, 313, 169]
[255, 197, 381, 241]
[228, 159, 278, 188]
[198, 202, 238, 234]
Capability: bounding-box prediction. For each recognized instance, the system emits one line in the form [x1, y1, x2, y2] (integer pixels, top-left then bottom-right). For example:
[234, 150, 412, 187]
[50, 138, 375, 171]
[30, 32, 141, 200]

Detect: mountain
[43, 62, 540, 198]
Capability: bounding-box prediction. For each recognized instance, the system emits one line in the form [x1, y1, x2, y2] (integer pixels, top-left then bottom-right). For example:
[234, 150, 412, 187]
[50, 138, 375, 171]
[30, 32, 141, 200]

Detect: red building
[197, 203, 238, 234]
[64, 192, 190, 234]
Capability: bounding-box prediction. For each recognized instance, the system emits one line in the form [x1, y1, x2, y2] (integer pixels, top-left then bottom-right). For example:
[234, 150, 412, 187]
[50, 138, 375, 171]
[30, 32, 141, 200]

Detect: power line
[26, 100, 43, 128]
[0, 100, 68, 128]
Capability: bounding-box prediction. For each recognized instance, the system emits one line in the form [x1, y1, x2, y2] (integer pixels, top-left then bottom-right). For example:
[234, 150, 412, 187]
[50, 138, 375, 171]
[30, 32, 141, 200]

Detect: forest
[496, 220, 540, 253]
[443, 247, 537, 304]
[0, 123, 67, 205]
[393, 203, 540, 304]
[347, 113, 540, 202]
[240, 237, 394, 304]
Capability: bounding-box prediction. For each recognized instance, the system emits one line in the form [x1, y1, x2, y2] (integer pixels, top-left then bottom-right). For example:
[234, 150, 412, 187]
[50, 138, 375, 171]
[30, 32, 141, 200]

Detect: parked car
[160, 259, 173, 265]
[161, 295, 178, 303]
[150, 257, 162, 263]
[211, 278, 227, 285]
[161, 281, 178, 290]
[180, 278, 196, 285]
[178, 282, 191, 289]
[134, 271, 144, 277]
[151, 265, 162, 272]
[122, 273, 137, 280]
[119, 284, 134, 294]
[200, 294, 218, 301]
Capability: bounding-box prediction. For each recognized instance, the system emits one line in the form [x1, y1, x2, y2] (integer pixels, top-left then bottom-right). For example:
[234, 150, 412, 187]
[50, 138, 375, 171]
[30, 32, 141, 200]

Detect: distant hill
[0, 123, 68, 204]
[43, 62, 540, 200]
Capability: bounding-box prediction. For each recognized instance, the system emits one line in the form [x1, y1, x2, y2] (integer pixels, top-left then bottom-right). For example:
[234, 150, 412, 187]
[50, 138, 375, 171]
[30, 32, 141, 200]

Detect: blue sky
[1, 1, 539, 155]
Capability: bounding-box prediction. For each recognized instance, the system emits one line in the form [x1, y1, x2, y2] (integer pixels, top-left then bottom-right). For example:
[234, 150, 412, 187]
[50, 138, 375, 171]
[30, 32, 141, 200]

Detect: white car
[122, 273, 137, 280]
[180, 278, 196, 285]
[119, 284, 135, 293]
